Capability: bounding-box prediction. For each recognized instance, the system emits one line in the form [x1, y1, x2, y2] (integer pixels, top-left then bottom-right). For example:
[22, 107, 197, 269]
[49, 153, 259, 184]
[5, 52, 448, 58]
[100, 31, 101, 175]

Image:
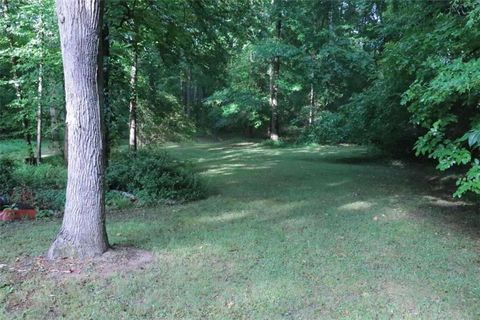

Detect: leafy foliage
[107, 149, 205, 205]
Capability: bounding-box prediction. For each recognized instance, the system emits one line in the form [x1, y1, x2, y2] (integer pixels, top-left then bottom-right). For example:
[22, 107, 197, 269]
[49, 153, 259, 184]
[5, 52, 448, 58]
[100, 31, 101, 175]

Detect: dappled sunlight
[390, 160, 406, 168]
[163, 144, 181, 149]
[326, 180, 350, 187]
[230, 142, 260, 148]
[3, 139, 480, 319]
[201, 160, 280, 177]
[422, 195, 470, 208]
[196, 211, 251, 224]
[338, 201, 374, 211]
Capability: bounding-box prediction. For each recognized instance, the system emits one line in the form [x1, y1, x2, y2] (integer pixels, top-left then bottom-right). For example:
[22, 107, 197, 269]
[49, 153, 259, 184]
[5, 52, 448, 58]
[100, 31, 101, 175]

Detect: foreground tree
[48, 0, 109, 258]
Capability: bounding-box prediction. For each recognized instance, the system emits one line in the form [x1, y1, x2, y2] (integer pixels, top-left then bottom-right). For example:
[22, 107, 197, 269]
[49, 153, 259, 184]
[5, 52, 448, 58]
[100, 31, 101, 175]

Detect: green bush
[105, 191, 135, 210]
[14, 163, 67, 189]
[0, 158, 16, 195]
[298, 111, 348, 145]
[261, 139, 288, 148]
[107, 148, 205, 205]
[0, 147, 205, 211]
[11, 163, 67, 210]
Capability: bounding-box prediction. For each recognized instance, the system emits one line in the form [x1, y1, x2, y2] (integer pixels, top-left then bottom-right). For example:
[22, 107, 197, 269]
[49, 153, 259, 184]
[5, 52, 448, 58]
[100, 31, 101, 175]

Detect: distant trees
[0, 0, 479, 202]
[207, 0, 480, 198]
[1, 0, 241, 157]
[1, 0, 63, 163]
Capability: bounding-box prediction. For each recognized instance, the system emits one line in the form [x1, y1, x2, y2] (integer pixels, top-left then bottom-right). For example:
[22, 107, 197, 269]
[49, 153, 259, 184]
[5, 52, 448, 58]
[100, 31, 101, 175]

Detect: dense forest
[1, 0, 479, 197]
[1, 0, 480, 318]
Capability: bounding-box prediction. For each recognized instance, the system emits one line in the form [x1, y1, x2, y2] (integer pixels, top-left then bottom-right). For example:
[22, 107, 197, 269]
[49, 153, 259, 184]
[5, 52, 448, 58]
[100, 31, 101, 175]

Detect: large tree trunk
[48, 0, 109, 259]
[63, 109, 68, 166]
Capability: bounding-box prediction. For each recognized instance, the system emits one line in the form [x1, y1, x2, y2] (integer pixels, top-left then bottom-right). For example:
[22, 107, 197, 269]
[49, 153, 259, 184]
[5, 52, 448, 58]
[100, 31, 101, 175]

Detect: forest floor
[1, 139, 480, 319]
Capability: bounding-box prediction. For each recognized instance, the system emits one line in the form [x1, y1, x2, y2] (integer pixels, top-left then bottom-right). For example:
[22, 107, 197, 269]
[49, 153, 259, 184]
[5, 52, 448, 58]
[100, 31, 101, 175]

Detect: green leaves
[454, 161, 480, 197]
[462, 128, 480, 149]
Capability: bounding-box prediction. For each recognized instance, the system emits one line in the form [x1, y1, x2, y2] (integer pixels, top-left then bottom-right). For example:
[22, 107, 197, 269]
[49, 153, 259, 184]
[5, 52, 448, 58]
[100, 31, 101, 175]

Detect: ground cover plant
[0, 142, 204, 211]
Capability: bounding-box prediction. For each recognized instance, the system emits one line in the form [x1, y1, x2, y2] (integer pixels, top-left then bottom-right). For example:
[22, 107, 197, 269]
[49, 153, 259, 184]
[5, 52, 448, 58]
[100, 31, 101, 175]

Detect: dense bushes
[107, 149, 205, 205]
[0, 147, 205, 212]
[0, 158, 16, 195]
[0, 160, 67, 211]
[297, 111, 349, 145]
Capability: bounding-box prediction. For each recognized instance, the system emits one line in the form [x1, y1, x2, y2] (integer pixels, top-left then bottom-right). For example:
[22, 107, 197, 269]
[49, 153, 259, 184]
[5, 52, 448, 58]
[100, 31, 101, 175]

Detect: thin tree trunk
[49, 106, 60, 149]
[185, 67, 192, 116]
[48, 0, 109, 259]
[309, 82, 314, 126]
[269, 5, 281, 141]
[36, 61, 43, 165]
[128, 1, 138, 152]
[36, 13, 44, 165]
[128, 44, 138, 152]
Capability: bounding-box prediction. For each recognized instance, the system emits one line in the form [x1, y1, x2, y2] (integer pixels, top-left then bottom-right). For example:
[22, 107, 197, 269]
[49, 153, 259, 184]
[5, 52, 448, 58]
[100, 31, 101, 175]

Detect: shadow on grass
[414, 196, 480, 239]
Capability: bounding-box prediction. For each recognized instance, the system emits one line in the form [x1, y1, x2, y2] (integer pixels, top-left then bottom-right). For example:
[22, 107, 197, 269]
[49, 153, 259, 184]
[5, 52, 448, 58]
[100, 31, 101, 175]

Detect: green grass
[0, 139, 58, 161]
[1, 140, 480, 319]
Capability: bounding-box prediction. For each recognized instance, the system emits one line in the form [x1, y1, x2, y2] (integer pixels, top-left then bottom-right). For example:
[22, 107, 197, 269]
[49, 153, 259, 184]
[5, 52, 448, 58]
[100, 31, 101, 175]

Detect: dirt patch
[4, 246, 156, 283]
[1, 246, 155, 315]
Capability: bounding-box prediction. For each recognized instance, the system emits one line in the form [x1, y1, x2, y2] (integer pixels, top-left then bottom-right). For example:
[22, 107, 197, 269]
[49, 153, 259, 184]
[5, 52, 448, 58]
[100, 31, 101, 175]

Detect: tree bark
[48, 0, 109, 259]
[128, 43, 138, 152]
[63, 104, 68, 166]
[36, 61, 43, 165]
[36, 14, 44, 165]
[128, 1, 138, 152]
[269, 7, 281, 141]
[308, 82, 314, 126]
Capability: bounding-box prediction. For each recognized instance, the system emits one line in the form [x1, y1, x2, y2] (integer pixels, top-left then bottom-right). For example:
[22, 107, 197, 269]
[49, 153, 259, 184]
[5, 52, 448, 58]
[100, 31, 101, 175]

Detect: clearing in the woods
[1, 140, 479, 319]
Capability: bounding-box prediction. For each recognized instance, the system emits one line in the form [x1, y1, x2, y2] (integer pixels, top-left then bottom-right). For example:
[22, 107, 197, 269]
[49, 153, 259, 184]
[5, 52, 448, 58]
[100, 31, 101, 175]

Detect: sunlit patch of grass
[0, 139, 58, 161]
[1, 139, 480, 319]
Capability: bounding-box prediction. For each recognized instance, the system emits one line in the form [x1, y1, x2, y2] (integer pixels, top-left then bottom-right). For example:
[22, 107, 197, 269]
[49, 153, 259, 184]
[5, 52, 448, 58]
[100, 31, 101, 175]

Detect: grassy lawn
[0, 139, 58, 161]
[1, 140, 480, 319]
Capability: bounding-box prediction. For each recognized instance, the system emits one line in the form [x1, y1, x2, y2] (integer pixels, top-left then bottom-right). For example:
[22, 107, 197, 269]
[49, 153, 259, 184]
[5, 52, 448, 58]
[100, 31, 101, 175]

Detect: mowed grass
[0, 139, 57, 161]
[1, 140, 480, 319]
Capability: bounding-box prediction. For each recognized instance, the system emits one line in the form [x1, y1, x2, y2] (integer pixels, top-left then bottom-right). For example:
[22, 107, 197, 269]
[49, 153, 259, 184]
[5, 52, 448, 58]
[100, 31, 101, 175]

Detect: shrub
[0, 158, 16, 195]
[14, 163, 67, 190]
[0, 147, 205, 211]
[261, 139, 288, 148]
[105, 191, 135, 210]
[11, 163, 67, 210]
[298, 111, 348, 145]
[107, 148, 205, 205]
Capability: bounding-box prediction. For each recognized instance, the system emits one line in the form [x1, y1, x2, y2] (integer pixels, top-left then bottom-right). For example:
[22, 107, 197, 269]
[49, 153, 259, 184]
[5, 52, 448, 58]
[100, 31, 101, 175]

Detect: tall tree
[35, 5, 44, 165]
[48, 0, 109, 258]
[269, 0, 281, 141]
[128, 0, 139, 152]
